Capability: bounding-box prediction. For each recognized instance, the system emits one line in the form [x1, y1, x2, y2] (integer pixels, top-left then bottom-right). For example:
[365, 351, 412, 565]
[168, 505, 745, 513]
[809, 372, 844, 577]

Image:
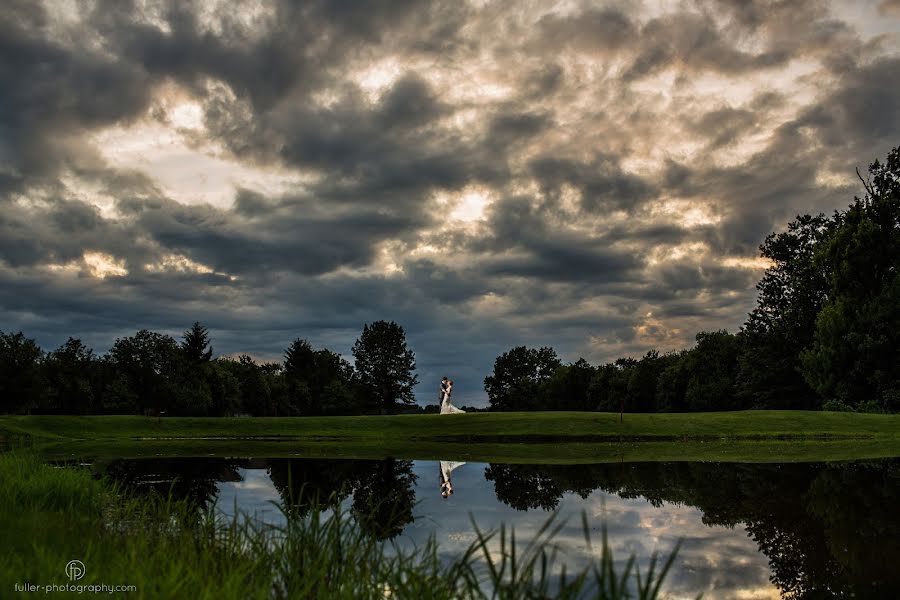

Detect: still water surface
[78, 457, 900, 599]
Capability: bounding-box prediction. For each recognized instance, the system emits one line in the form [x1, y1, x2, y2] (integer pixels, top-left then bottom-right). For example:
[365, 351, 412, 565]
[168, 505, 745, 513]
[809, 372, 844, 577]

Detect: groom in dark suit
[439, 376, 449, 406]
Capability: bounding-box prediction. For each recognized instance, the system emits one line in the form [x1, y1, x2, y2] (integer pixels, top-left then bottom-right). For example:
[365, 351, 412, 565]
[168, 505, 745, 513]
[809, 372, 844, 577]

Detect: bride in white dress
[440, 378, 466, 414]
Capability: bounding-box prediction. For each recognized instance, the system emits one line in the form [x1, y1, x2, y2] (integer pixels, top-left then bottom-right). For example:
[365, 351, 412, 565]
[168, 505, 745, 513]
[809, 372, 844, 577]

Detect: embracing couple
[439, 376, 465, 414]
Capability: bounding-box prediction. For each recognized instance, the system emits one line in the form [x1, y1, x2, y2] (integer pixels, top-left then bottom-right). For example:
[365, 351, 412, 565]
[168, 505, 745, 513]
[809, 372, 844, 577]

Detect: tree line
[483, 147, 900, 413]
[1, 148, 898, 415]
[0, 320, 418, 416]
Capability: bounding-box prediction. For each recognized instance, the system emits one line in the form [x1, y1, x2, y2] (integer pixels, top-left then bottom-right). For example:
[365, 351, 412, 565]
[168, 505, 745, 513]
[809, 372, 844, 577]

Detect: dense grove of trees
[0, 321, 417, 416]
[484, 148, 900, 413]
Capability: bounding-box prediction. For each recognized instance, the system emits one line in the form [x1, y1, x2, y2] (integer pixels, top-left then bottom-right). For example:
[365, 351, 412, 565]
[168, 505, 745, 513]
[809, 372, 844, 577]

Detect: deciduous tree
[484, 346, 561, 411]
[352, 321, 418, 412]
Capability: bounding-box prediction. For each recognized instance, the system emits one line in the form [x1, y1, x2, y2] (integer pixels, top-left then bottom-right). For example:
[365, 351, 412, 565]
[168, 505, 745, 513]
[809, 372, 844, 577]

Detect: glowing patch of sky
[354, 59, 405, 102]
[90, 109, 302, 208]
[83, 252, 128, 278]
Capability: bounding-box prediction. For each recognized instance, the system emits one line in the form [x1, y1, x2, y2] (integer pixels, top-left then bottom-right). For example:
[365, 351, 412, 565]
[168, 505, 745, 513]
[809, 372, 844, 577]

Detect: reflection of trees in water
[483, 464, 594, 511]
[350, 458, 417, 540]
[267, 458, 360, 517]
[484, 460, 900, 599]
[99, 458, 244, 510]
[268, 458, 417, 541]
[801, 462, 900, 599]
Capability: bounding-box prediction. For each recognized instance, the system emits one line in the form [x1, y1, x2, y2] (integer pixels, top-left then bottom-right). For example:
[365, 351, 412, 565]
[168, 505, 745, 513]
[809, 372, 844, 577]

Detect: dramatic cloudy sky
[2, 0, 899, 405]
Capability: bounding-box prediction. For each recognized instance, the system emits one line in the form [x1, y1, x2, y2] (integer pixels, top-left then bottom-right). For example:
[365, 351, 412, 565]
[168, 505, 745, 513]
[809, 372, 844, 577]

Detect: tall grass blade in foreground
[460, 509, 691, 600]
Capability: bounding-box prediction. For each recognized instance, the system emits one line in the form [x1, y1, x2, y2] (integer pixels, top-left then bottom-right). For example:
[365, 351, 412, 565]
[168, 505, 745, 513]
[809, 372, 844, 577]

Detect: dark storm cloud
[202, 72, 507, 213]
[0, 1, 152, 192]
[479, 233, 641, 284]
[623, 12, 776, 81]
[671, 145, 828, 256]
[667, 55, 900, 255]
[89, 0, 432, 111]
[120, 192, 425, 276]
[650, 259, 758, 299]
[486, 111, 553, 148]
[378, 74, 447, 129]
[797, 56, 900, 152]
[703, 0, 860, 61]
[882, 0, 900, 16]
[402, 260, 489, 306]
[689, 107, 758, 150]
[269, 80, 447, 175]
[0, 195, 146, 268]
[602, 222, 695, 247]
[528, 156, 656, 213]
[612, 1, 866, 84]
[1, 0, 899, 403]
[522, 63, 565, 98]
[536, 7, 637, 53]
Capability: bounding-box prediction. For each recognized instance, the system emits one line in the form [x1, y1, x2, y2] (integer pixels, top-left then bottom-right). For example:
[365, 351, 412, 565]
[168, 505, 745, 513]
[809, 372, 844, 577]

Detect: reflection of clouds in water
[561, 494, 775, 600]
[229, 478, 276, 491]
[446, 532, 478, 543]
[213, 461, 778, 599]
[217, 468, 285, 526]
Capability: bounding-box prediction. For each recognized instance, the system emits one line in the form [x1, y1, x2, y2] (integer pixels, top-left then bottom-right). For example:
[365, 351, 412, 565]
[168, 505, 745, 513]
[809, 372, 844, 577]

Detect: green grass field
[3, 411, 899, 463]
[3, 410, 899, 440]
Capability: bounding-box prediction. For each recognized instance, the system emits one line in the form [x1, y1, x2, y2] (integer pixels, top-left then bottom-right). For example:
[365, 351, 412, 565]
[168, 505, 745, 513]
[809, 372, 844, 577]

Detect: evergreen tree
[283, 339, 316, 414]
[284, 339, 316, 381]
[182, 322, 213, 362]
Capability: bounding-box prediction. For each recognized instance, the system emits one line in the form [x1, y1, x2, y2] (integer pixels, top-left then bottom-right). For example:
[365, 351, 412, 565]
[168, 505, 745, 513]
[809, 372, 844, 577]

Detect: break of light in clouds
[2, 0, 899, 405]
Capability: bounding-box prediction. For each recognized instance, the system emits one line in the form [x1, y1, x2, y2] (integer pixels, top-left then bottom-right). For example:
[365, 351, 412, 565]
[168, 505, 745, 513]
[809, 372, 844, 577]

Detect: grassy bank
[0, 452, 675, 599]
[3, 411, 899, 442]
[3, 411, 900, 463]
[23, 436, 900, 464]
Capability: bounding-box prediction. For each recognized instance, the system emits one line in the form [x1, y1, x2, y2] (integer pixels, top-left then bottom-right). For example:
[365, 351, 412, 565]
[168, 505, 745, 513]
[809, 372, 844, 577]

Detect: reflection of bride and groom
[440, 460, 465, 499]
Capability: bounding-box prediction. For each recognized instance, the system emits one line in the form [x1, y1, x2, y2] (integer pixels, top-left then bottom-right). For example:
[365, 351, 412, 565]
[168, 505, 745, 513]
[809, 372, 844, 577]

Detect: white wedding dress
[440, 390, 466, 414]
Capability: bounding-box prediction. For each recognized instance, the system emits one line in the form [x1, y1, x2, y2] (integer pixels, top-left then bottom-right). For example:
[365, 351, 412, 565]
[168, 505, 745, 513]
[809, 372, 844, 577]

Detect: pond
[69, 456, 900, 599]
